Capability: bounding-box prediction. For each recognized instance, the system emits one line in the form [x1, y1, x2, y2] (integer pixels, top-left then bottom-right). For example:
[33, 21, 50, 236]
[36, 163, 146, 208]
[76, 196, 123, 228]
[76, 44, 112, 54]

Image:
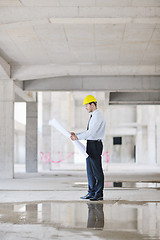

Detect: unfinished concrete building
[0, 1, 160, 240]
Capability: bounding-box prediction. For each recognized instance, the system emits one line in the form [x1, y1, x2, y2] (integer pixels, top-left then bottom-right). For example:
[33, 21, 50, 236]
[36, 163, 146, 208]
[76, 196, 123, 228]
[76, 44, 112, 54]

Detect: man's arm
[71, 118, 102, 141]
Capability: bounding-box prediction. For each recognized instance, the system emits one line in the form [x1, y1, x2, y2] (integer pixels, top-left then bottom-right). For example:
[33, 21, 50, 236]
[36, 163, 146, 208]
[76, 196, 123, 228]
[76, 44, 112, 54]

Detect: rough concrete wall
[38, 92, 160, 168]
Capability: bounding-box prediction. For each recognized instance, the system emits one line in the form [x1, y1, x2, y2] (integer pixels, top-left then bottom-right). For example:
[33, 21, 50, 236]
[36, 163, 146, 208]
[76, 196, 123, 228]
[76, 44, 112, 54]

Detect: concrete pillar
[51, 92, 74, 168]
[42, 203, 51, 222]
[147, 203, 157, 237]
[147, 106, 156, 165]
[26, 204, 38, 223]
[157, 203, 160, 238]
[136, 106, 142, 164]
[40, 92, 51, 170]
[26, 101, 38, 172]
[141, 204, 157, 237]
[156, 116, 160, 166]
[0, 80, 14, 178]
[66, 92, 74, 164]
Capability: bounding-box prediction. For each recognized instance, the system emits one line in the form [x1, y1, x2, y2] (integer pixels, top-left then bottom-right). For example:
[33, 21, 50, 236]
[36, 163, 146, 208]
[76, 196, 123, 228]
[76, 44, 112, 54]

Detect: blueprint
[48, 118, 88, 158]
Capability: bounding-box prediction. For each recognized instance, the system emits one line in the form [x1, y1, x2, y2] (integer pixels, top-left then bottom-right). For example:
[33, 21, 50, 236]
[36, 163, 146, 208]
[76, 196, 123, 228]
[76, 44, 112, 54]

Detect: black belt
[87, 139, 102, 142]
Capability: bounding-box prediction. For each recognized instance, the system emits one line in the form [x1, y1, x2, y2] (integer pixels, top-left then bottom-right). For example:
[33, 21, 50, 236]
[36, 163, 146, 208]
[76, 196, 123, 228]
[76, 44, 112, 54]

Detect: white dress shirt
[76, 109, 106, 140]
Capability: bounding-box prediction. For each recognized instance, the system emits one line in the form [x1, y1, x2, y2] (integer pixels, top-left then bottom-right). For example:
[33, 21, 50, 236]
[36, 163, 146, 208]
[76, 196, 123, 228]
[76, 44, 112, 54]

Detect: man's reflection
[87, 203, 104, 229]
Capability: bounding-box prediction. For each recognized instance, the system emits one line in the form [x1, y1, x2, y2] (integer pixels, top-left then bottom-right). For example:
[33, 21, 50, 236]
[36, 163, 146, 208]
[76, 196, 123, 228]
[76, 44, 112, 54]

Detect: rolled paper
[48, 118, 88, 158]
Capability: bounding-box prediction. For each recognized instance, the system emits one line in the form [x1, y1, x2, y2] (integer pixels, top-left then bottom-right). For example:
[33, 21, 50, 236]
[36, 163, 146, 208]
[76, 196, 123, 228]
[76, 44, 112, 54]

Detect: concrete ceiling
[0, 0, 160, 82]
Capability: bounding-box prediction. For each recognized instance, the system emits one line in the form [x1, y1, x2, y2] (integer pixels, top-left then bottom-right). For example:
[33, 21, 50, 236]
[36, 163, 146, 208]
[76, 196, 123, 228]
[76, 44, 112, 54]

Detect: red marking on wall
[40, 152, 75, 164]
[40, 151, 109, 165]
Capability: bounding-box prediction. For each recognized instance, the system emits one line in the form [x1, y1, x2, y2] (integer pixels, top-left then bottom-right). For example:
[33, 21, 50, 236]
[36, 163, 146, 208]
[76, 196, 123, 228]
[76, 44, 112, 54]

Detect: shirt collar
[91, 109, 98, 116]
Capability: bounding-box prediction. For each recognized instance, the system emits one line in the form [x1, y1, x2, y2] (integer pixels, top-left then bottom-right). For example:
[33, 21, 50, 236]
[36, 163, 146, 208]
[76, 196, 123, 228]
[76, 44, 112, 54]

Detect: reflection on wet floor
[87, 203, 104, 229]
[0, 201, 160, 240]
[74, 182, 160, 189]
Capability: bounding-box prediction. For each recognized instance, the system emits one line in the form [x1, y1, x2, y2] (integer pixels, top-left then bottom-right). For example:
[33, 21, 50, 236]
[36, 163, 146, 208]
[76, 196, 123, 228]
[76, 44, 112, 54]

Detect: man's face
[85, 103, 93, 113]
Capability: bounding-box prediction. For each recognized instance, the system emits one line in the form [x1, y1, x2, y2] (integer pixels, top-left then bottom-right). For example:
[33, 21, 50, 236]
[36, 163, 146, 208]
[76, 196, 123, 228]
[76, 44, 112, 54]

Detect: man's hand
[70, 132, 78, 141]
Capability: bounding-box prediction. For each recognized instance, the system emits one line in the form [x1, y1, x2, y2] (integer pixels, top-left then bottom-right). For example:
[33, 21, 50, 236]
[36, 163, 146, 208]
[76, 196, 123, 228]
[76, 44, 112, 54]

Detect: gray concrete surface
[0, 170, 160, 203]
[26, 102, 38, 173]
[0, 1, 160, 238]
[0, 170, 160, 240]
[0, 0, 160, 81]
[0, 201, 159, 240]
[23, 75, 160, 92]
[0, 80, 14, 179]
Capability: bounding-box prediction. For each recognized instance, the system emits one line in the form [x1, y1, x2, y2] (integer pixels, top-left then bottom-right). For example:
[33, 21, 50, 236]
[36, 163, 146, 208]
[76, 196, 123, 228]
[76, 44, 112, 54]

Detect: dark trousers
[86, 140, 104, 197]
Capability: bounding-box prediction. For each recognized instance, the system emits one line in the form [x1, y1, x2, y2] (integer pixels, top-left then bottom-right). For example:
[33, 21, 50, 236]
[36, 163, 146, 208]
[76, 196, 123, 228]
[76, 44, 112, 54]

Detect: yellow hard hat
[83, 95, 97, 105]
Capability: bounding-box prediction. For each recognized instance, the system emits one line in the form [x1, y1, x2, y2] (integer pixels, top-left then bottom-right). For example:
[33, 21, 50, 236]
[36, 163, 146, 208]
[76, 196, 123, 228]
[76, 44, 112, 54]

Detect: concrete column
[141, 204, 157, 237]
[50, 92, 75, 167]
[51, 92, 64, 167]
[136, 106, 142, 164]
[66, 92, 74, 164]
[40, 93, 51, 170]
[147, 204, 157, 237]
[0, 80, 14, 178]
[147, 106, 156, 165]
[26, 101, 38, 172]
[42, 203, 51, 222]
[26, 204, 38, 223]
[156, 116, 160, 166]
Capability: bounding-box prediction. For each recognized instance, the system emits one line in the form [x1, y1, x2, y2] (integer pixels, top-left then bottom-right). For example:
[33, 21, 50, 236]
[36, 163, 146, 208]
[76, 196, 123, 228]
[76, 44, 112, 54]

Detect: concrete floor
[0, 169, 160, 240]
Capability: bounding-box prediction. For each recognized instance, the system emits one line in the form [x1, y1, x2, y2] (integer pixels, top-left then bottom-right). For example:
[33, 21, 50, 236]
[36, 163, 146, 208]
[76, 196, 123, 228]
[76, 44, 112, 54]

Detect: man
[70, 95, 106, 201]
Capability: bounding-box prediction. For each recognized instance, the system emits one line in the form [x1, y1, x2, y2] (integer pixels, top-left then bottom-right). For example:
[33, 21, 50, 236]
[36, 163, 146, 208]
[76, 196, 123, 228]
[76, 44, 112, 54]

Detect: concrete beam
[15, 94, 24, 102]
[23, 76, 160, 92]
[14, 82, 37, 102]
[109, 127, 136, 136]
[1, 0, 160, 7]
[0, 56, 10, 80]
[49, 17, 160, 24]
[1, 18, 159, 30]
[0, 6, 160, 24]
[110, 92, 160, 105]
[12, 65, 160, 81]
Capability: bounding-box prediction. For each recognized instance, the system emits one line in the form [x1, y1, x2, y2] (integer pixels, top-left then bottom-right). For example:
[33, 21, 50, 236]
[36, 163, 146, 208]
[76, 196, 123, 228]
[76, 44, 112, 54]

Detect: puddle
[74, 182, 160, 189]
[0, 202, 160, 240]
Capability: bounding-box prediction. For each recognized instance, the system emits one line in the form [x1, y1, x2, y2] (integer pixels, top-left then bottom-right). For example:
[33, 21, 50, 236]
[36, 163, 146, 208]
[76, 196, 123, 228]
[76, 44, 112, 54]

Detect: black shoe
[90, 196, 103, 201]
[80, 194, 94, 199]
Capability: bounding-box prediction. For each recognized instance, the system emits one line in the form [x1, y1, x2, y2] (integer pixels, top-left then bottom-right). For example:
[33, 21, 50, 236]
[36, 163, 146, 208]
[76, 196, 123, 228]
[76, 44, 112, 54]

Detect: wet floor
[74, 182, 160, 189]
[0, 201, 160, 240]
